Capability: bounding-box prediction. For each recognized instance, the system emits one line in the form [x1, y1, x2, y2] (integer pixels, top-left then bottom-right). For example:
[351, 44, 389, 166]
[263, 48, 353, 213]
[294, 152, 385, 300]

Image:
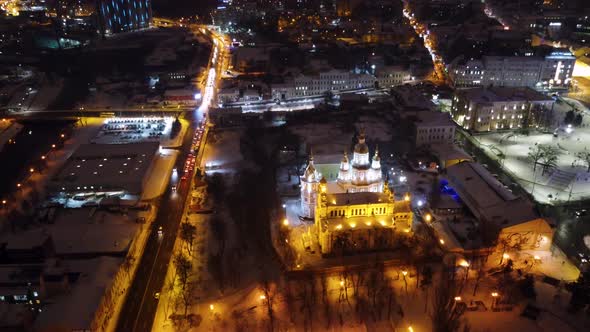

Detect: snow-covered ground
[151, 257, 588, 332]
[201, 128, 256, 175]
[475, 128, 590, 204]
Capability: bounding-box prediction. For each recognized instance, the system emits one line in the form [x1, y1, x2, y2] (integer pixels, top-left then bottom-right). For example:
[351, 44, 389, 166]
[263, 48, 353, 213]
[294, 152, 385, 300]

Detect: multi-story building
[96, 0, 152, 36]
[450, 87, 555, 132]
[375, 66, 411, 89]
[271, 69, 375, 101]
[449, 49, 576, 88]
[414, 111, 456, 147]
[300, 129, 413, 256]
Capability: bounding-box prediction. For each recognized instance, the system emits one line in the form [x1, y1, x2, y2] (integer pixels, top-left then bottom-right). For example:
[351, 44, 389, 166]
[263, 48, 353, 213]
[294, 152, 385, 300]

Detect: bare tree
[174, 254, 192, 291]
[527, 145, 544, 172]
[180, 222, 197, 255]
[539, 145, 559, 175]
[576, 151, 590, 172]
[430, 273, 470, 332]
[261, 279, 276, 332]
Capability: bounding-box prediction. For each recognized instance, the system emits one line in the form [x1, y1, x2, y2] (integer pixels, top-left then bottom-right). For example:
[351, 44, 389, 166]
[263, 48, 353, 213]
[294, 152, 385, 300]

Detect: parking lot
[91, 117, 174, 145]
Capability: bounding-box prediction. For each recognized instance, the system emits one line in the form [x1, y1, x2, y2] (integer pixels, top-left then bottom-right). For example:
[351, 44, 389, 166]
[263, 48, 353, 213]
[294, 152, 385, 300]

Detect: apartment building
[451, 87, 554, 131]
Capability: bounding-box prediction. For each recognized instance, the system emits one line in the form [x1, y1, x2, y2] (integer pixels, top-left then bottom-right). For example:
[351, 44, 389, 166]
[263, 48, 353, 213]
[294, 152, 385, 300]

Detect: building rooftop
[50, 142, 159, 194]
[430, 143, 471, 163]
[326, 192, 389, 206]
[415, 111, 455, 127]
[1, 208, 140, 256]
[34, 257, 123, 332]
[446, 161, 540, 227]
[457, 87, 554, 104]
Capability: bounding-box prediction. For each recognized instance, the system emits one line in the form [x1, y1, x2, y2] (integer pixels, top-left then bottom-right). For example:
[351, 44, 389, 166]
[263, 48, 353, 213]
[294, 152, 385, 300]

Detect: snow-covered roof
[430, 143, 471, 162]
[34, 257, 123, 332]
[457, 87, 553, 104]
[0, 208, 139, 256]
[414, 111, 455, 127]
[49, 208, 140, 255]
[50, 142, 159, 194]
[446, 161, 539, 228]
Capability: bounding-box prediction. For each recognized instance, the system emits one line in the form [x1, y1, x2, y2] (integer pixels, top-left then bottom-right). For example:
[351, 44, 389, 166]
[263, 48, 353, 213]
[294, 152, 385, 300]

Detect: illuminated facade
[97, 0, 152, 35]
[300, 130, 413, 256]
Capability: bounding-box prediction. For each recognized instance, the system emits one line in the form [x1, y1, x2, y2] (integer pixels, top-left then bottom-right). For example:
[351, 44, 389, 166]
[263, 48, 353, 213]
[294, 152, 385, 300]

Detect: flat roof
[458, 87, 553, 104]
[34, 257, 123, 331]
[415, 111, 455, 127]
[0, 208, 140, 256]
[430, 143, 472, 161]
[51, 142, 159, 194]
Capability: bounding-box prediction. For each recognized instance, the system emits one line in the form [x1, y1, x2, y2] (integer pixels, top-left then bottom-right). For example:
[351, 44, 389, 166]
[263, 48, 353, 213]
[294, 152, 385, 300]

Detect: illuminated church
[300, 129, 413, 256]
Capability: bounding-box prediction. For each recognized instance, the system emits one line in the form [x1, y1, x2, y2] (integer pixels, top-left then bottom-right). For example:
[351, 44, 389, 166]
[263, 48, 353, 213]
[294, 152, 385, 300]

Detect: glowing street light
[340, 280, 345, 287]
[454, 296, 462, 301]
[424, 213, 432, 222]
[502, 253, 510, 260]
[29, 168, 34, 173]
[282, 218, 289, 226]
[209, 304, 215, 311]
[259, 294, 266, 300]
[439, 239, 445, 245]
[459, 260, 470, 268]
[402, 270, 408, 276]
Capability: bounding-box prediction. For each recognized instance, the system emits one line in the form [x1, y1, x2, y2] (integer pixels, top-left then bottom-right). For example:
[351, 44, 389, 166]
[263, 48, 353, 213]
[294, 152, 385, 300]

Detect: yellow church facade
[301, 130, 414, 256]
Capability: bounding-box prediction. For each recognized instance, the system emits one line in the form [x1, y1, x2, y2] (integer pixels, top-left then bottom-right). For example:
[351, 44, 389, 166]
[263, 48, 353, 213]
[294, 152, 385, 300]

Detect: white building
[300, 129, 383, 219]
[374, 66, 411, 88]
[449, 49, 576, 88]
[271, 69, 376, 101]
[414, 111, 456, 147]
[451, 87, 554, 132]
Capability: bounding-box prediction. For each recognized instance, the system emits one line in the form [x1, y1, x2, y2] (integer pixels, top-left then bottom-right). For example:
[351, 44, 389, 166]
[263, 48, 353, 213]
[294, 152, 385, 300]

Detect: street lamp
[259, 294, 266, 300]
[491, 292, 499, 308]
[425, 213, 432, 222]
[282, 218, 289, 226]
[209, 304, 215, 311]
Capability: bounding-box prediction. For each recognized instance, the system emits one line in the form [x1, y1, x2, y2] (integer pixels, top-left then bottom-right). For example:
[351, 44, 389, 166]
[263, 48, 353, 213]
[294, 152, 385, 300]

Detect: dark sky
[151, 0, 218, 18]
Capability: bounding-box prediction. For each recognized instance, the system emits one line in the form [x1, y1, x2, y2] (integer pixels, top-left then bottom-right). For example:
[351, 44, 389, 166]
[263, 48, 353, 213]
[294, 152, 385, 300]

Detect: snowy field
[475, 128, 590, 204]
[202, 128, 257, 176]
